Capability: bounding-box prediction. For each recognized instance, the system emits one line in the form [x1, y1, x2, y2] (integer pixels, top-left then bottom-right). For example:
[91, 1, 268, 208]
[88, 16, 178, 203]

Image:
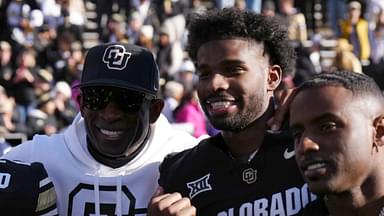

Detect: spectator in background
[6, 0, 29, 30]
[261, 0, 285, 25]
[47, 31, 74, 81]
[103, 14, 129, 43]
[94, 0, 114, 38]
[100, 13, 121, 43]
[371, 7, 384, 65]
[338, 1, 373, 64]
[137, 25, 155, 53]
[63, 41, 84, 85]
[162, 80, 184, 123]
[365, 7, 384, 90]
[58, 0, 86, 44]
[7, 3, 43, 50]
[11, 47, 38, 124]
[0, 85, 27, 136]
[331, 38, 363, 73]
[327, 0, 347, 37]
[40, 0, 65, 31]
[127, 12, 144, 44]
[131, 0, 162, 34]
[156, 28, 174, 81]
[34, 68, 54, 97]
[245, 0, 262, 13]
[293, 43, 318, 86]
[53, 81, 77, 131]
[174, 86, 208, 138]
[33, 24, 57, 70]
[279, 0, 308, 43]
[27, 90, 58, 138]
[175, 58, 197, 93]
[158, 14, 185, 79]
[0, 41, 13, 94]
[365, 0, 384, 30]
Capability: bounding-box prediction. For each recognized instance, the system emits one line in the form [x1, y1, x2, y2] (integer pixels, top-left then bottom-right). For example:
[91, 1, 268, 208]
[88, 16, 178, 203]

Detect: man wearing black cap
[2, 42, 198, 215]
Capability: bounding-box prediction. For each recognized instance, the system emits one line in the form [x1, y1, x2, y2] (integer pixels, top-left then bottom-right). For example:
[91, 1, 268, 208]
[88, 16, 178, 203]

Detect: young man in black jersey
[289, 71, 384, 216]
[148, 8, 314, 215]
[0, 159, 57, 215]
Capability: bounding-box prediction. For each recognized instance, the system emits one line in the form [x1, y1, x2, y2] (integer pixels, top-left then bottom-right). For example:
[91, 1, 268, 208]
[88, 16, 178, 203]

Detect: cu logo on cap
[102, 45, 132, 70]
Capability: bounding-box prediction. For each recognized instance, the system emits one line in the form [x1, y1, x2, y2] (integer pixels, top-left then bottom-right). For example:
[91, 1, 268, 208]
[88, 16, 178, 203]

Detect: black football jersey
[159, 131, 317, 215]
[0, 159, 57, 215]
[297, 197, 329, 216]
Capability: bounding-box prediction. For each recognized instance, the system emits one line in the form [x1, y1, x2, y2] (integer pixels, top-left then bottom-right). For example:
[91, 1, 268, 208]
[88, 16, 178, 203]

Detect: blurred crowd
[0, 0, 383, 149]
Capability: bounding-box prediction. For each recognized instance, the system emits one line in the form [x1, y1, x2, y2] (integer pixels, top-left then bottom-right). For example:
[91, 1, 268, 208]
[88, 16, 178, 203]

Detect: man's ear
[149, 99, 164, 123]
[77, 94, 85, 117]
[267, 65, 282, 91]
[373, 115, 384, 147]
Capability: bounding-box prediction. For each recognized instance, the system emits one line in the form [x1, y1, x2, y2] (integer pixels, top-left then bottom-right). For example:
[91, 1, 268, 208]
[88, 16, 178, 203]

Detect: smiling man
[289, 71, 384, 216]
[2, 43, 198, 215]
[148, 8, 313, 215]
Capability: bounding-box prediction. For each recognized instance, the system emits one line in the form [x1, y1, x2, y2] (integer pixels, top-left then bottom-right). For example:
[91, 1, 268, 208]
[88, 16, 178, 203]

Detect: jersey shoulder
[298, 197, 328, 216]
[0, 159, 58, 215]
[159, 134, 229, 188]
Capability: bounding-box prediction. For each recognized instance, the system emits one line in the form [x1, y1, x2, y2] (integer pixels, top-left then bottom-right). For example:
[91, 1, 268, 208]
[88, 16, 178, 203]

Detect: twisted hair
[186, 8, 296, 76]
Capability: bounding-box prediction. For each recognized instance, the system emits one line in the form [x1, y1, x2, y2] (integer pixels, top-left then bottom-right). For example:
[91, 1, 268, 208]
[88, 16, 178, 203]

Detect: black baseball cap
[77, 42, 159, 97]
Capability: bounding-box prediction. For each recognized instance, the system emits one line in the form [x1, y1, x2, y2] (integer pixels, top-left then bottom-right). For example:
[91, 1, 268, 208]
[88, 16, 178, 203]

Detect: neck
[222, 99, 275, 158]
[325, 172, 384, 216]
[325, 195, 384, 216]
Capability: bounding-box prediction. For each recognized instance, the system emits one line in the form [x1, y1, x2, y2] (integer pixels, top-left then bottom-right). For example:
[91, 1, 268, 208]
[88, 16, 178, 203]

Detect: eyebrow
[197, 59, 246, 70]
[290, 112, 340, 129]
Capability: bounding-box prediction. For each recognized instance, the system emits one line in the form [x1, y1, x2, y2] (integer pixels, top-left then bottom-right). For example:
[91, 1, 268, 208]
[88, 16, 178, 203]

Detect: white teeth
[210, 101, 232, 109]
[306, 163, 326, 171]
[100, 129, 123, 136]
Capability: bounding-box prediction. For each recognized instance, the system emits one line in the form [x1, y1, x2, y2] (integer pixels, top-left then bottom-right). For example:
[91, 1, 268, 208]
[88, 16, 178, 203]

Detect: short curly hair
[297, 70, 384, 99]
[187, 8, 296, 76]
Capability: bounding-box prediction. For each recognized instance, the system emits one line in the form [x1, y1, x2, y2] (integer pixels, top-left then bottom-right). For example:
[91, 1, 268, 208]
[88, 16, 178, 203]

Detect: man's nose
[297, 136, 320, 155]
[210, 73, 229, 92]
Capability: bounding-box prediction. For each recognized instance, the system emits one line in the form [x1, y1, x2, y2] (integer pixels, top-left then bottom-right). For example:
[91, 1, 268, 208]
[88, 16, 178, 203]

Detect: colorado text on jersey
[217, 184, 317, 216]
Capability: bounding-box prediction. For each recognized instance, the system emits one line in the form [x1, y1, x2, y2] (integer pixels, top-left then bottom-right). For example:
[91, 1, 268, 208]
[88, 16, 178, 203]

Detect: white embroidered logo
[186, 173, 212, 199]
[242, 168, 257, 184]
[284, 148, 295, 160]
[102, 45, 132, 70]
[0, 172, 11, 189]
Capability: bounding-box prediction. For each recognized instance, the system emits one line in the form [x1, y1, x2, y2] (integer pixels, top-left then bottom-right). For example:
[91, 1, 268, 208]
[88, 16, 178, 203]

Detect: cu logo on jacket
[68, 183, 146, 216]
[102, 45, 132, 70]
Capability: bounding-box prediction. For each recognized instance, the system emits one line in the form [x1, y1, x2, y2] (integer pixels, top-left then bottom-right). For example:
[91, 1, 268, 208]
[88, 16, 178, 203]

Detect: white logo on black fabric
[102, 45, 132, 70]
[186, 173, 212, 199]
[68, 183, 147, 215]
[242, 168, 257, 184]
[284, 148, 295, 159]
[0, 172, 11, 189]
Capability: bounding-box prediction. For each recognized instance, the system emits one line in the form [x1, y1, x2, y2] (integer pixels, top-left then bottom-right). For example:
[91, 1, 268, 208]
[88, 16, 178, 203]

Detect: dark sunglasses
[81, 86, 154, 113]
